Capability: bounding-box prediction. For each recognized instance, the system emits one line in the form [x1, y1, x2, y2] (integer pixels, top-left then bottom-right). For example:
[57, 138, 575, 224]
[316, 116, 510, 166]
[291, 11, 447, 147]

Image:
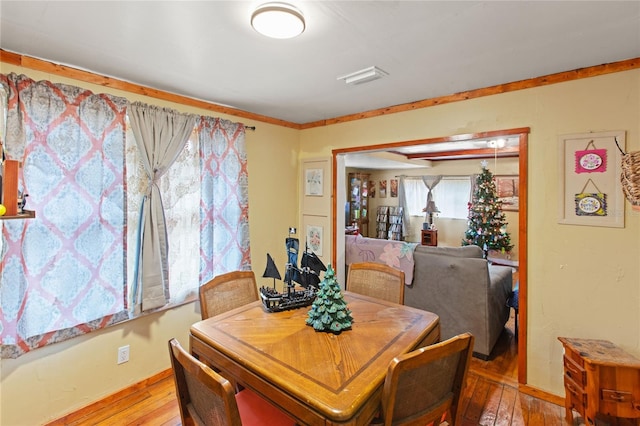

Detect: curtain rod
[244, 125, 256, 131]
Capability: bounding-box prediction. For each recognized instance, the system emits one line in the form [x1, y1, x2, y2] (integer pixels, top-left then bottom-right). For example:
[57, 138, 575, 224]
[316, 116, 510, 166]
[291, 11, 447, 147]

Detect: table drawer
[600, 389, 640, 419]
[564, 355, 586, 386]
[563, 346, 585, 366]
[601, 389, 633, 403]
[564, 374, 587, 411]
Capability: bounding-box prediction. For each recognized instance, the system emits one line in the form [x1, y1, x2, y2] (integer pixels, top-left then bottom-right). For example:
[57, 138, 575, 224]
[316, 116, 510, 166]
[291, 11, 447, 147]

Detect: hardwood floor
[47, 314, 579, 426]
[462, 313, 567, 425]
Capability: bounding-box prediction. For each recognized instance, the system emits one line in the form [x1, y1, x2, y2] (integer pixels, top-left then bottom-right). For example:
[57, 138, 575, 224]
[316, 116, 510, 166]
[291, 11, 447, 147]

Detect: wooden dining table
[190, 291, 440, 426]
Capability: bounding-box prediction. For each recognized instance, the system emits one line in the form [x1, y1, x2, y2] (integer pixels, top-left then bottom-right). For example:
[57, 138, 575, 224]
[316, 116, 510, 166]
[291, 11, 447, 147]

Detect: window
[0, 73, 249, 357]
[433, 178, 472, 219]
[403, 177, 471, 219]
[403, 178, 428, 216]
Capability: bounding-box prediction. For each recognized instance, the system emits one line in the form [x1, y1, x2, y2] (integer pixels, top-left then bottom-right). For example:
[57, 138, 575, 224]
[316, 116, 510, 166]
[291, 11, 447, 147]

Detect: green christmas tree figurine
[462, 161, 513, 257]
[306, 264, 353, 333]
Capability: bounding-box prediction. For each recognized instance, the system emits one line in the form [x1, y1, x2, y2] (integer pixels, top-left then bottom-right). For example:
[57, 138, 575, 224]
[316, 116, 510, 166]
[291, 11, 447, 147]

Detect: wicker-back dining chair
[378, 333, 474, 426]
[199, 271, 259, 319]
[346, 262, 405, 304]
[168, 338, 295, 426]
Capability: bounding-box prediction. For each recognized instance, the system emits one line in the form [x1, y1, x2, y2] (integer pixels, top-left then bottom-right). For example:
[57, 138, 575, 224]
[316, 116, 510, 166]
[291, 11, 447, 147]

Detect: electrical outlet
[289, 227, 296, 234]
[117, 345, 130, 364]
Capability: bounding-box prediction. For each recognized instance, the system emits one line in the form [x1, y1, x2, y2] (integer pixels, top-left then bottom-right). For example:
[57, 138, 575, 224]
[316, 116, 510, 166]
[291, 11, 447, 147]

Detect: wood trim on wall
[301, 58, 640, 129]
[519, 383, 566, 407]
[0, 50, 299, 130]
[2, 50, 639, 129]
[518, 132, 529, 385]
[44, 369, 173, 425]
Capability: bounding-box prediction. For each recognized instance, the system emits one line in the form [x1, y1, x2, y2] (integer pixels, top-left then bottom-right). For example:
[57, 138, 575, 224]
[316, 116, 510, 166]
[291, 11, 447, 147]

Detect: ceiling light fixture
[487, 139, 506, 149]
[251, 2, 305, 39]
[338, 66, 389, 85]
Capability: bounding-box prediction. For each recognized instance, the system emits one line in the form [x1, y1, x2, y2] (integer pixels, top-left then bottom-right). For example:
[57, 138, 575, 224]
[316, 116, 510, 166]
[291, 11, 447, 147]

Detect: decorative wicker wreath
[621, 150, 640, 210]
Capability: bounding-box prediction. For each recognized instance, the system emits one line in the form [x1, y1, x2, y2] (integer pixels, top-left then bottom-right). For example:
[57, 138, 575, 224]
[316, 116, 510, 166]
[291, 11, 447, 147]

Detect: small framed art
[558, 130, 625, 227]
[306, 225, 323, 256]
[494, 175, 519, 211]
[305, 168, 323, 196]
[379, 180, 387, 198]
[390, 179, 398, 197]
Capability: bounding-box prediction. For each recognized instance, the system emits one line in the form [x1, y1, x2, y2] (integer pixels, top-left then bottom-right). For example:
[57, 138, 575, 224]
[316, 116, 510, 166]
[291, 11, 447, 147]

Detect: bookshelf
[387, 206, 404, 241]
[376, 206, 389, 239]
[348, 173, 369, 236]
[376, 205, 404, 240]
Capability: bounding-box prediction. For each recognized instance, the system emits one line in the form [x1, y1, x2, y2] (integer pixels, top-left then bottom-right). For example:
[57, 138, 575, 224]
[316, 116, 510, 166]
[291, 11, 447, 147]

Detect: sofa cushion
[414, 244, 483, 258]
[406, 244, 511, 359]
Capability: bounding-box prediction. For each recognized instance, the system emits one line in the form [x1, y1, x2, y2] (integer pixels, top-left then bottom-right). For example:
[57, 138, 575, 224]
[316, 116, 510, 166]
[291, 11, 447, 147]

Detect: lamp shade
[425, 200, 440, 214]
[251, 3, 305, 39]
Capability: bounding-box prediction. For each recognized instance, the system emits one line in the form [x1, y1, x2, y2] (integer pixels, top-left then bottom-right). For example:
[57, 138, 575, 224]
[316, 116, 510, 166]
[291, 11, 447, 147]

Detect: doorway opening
[332, 127, 529, 385]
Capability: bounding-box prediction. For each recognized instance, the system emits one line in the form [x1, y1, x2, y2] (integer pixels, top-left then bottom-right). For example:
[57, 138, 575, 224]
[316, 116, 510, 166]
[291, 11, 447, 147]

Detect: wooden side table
[421, 229, 437, 246]
[558, 337, 640, 425]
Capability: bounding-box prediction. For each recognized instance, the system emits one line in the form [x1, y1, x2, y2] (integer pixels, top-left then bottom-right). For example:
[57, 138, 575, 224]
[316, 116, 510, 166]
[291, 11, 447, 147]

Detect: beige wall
[0, 63, 300, 425]
[300, 69, 640, 397]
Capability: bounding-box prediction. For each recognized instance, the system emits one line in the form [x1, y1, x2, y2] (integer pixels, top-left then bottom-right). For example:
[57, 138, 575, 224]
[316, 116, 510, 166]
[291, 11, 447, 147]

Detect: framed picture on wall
[558, 130, 625, 228]
[379, 180, 387, 198]
[390, 179, 398, 197]
[494, 175, 519, 211]
[306, 225, 323, 256]
[369, 180, 376, 198]
[305, 168, 323, 196]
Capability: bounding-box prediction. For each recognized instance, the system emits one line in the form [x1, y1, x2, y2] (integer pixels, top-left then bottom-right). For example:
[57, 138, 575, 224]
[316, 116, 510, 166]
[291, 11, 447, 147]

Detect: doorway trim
[332, 126, 529, 384]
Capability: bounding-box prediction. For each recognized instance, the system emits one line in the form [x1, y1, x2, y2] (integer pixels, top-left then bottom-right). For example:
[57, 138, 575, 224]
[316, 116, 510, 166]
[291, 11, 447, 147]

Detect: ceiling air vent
[337, 66, 388, 85]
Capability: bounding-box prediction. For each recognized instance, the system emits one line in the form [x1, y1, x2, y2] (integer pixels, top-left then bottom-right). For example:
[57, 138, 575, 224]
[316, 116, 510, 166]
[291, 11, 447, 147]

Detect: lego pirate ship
[260, 234, 326, 313]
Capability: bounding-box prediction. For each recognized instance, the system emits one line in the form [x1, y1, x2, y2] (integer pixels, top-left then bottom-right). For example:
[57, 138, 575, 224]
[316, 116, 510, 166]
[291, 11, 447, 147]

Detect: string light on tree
[462, 161, 513, 257]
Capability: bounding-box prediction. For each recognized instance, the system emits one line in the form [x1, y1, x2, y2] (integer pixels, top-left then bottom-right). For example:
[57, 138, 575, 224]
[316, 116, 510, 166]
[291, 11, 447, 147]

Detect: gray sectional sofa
[404, 244, 513, 359]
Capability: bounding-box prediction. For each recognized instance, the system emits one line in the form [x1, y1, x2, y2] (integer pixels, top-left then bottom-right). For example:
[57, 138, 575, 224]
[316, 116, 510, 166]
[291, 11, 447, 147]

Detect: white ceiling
[344, 151, 432, 170]
[343, 135, 521, 169]
[2, 1, 639, 127]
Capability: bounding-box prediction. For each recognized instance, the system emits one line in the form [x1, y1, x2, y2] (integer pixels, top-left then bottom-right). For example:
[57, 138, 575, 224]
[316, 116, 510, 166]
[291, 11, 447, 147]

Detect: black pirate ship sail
[260, 235, 326, 312]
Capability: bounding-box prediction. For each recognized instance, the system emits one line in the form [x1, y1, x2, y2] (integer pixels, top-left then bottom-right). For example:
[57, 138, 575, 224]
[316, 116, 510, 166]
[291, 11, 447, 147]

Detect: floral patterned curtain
[0, 73, 128, 358]
[199, 117, 250, 282]
[0, 74, 251, 358]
